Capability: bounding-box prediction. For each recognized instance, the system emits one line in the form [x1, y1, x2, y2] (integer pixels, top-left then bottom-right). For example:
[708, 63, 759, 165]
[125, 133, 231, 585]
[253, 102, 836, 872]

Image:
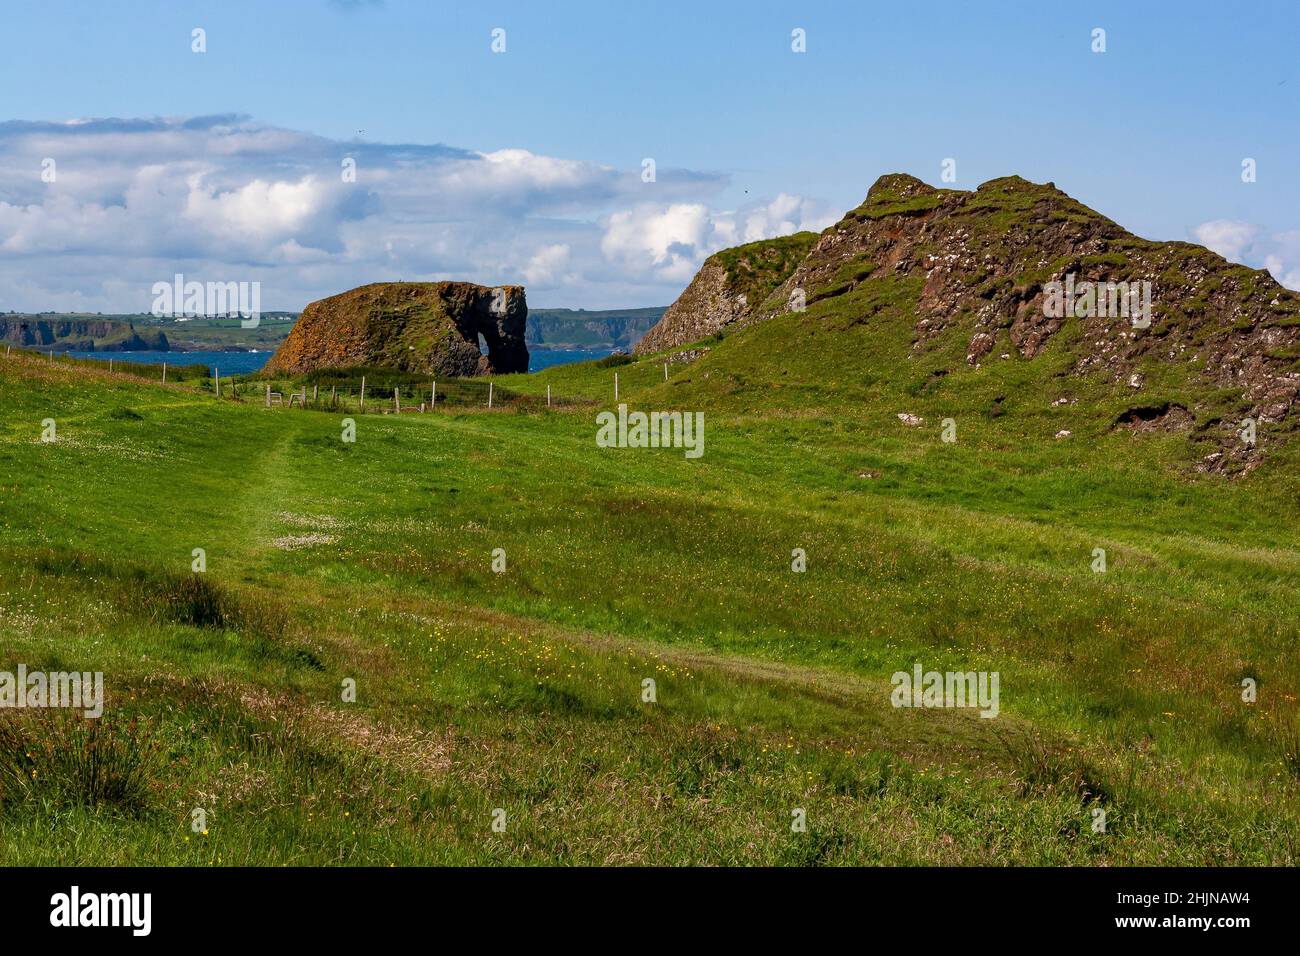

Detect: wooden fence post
[488, 381, 493, 408]
[214, 368, 220, 397]
[162, 362, 167, 383]
[547, 384, 551, 407]
[431, 381, 436, 407]
[664, 362, 668, 381]
[395, 386, 400, 413]
[614, 372, 619, 401]
[360, 376, 366, 410]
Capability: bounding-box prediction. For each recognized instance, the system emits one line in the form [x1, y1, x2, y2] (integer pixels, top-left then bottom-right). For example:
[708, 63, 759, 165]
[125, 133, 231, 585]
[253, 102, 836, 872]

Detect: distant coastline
[3, 305, 662, 359]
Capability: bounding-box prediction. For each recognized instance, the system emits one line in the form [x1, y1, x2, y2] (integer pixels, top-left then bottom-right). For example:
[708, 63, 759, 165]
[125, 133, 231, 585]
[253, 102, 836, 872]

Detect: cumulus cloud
[601, 203, 715, 283]
[738, 193, 837, 244]
[0, 115, 830, 311]
[1191, 219, 1300, 291]
[1191, 220, 1261, 262]
[600, 194, 836, 284]
[522, 243, 571, 286]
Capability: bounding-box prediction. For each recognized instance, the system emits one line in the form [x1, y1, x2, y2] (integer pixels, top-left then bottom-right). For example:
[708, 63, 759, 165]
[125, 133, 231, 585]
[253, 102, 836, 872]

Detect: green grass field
[1, 315, 1297, 864]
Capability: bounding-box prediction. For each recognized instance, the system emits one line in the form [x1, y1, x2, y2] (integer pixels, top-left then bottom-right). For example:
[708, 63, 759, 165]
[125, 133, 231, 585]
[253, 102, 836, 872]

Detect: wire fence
[1, 342, 692, 412]
[256, 377, 586, 413]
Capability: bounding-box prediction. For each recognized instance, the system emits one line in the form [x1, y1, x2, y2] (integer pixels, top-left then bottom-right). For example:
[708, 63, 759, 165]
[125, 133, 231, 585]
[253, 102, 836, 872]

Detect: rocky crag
[638, 173, 1300, 472]
[264, 282, 528, 376]
[634, 233, 817, 355]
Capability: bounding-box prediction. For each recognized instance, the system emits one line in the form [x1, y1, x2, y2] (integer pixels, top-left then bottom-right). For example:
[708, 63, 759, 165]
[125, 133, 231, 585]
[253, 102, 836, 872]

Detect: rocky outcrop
[634, 233, 817, 354]
[264, 282, 528, 376]
[648, 172, 1300, 472]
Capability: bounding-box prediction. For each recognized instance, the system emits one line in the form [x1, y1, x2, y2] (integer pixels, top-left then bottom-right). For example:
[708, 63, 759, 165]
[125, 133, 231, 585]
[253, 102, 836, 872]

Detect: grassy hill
[0, 334, 1297, 863]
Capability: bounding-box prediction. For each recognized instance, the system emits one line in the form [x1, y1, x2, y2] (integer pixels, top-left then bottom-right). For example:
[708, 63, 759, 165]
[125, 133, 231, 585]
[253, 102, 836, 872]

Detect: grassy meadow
[0, 312, 1297, 864]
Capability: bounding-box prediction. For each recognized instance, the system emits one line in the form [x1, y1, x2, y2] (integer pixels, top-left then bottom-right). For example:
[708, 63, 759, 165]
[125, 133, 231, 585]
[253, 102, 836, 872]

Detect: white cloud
[183, 174, 330, 239]
[522, 243, 571, 285]
[601, 203, 714, 283]
[1191, 219, 1260, 262]
[0, 115, 830, 311]
[1191, 220, 1300, 291]
[600, 194, 836, 284]
[740, 193, 836, 243]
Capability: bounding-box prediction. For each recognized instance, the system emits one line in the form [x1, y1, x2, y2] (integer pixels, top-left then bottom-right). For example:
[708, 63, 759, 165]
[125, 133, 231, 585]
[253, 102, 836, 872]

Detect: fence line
[253, 376, 584, 414]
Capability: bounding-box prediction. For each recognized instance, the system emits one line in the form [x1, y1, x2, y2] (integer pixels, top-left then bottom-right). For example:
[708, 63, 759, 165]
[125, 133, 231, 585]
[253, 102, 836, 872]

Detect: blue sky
[1, 0, 1297, 312]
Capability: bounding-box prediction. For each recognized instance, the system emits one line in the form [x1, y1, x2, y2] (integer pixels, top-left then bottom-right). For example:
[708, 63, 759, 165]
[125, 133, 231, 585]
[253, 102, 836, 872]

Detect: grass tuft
[0, 712, 162, 815]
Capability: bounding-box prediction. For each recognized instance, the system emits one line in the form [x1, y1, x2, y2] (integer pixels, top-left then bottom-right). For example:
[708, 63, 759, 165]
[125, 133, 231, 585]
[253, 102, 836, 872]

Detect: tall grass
[3, 346, 209, 381]
[0, 712, 161, 815]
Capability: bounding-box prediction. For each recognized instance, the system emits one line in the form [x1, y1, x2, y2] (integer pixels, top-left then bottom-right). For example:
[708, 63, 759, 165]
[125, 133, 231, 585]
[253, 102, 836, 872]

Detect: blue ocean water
[527, 347, 613, 371]
[66, 347, 613, 375]
[65, 350, 268, 375]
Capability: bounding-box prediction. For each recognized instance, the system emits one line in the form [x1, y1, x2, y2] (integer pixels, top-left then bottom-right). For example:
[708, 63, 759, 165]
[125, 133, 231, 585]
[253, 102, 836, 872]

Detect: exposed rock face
[648, 172, 1300, 472]
[635, 260, 747, 355]
[634, 233, 817, 354]
[264, 282, 527, 376]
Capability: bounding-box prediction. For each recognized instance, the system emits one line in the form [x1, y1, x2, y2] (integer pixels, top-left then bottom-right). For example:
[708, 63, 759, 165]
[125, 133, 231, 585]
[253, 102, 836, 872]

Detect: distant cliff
[0, 316, 169, 351]
[526, 307, 663, 350]
[264, 282, 528, 376]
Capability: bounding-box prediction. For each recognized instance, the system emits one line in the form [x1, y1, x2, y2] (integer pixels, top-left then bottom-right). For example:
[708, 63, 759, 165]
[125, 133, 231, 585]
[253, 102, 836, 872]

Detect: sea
[65, 347, 613, 375]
